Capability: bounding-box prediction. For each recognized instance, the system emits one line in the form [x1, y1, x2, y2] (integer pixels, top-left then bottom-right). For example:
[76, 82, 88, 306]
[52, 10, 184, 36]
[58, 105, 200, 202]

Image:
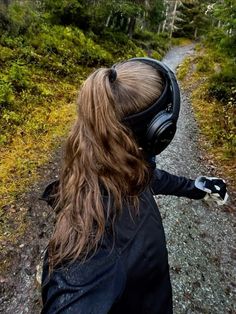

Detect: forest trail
[0, 45, 235, 314]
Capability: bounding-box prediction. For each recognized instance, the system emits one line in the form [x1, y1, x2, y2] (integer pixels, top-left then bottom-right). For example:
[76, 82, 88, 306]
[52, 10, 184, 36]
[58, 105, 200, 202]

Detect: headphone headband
[114, 57, 181, 155]
[124, 57, 180, 123]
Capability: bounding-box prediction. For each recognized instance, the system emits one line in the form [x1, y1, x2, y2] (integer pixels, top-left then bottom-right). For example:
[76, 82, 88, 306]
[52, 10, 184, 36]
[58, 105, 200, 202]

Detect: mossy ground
[0, 29, 93, 250]
[177, 47, 236, 190]
[0, 77, 77, 254]
[171, 37, 192, 47]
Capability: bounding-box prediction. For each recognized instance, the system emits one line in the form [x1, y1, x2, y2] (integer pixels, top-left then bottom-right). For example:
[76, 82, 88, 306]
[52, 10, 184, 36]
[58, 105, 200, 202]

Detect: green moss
[152, 51, 162, 60]
[208, 62, 236, 104]
[176, 57, 193, 80]
[179, 47, 236, 188]
[171, 37, 192, 46]
[195, 55, 213, 73]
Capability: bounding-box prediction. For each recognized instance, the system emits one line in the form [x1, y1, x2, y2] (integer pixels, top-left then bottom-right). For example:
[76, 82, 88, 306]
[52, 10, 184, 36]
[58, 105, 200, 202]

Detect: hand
[195, 176, 228, 205]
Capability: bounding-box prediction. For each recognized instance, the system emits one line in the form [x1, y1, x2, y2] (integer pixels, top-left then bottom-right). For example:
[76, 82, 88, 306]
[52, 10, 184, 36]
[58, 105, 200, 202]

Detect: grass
[177, 48, 236, 189]
[171, 37, 193, 46]
[176, 56, 192, 80]
[0, 57, 92, 248]
[0, 81, 77, 244]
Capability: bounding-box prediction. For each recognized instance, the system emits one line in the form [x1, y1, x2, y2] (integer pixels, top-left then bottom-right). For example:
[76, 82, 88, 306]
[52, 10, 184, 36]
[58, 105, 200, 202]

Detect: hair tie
[108, 68, 117, 83]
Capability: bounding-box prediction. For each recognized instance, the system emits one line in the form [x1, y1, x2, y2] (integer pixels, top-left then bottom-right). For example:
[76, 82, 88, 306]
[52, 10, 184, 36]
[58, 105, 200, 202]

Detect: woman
[41, 58, 228, 314]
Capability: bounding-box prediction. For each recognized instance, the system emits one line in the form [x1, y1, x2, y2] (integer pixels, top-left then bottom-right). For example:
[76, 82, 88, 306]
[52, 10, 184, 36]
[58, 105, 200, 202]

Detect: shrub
[196, 55, 213, 73]
[0, 81, 14, 109]
[176, 57, 192, 80]
[29, 25, 112, 72]
[0, 3, 9, 31]
[8, 62, 31, 92]
[133, 29, 156, 41]
[208, 61, 236, 104]
[97, 30, 145, 61]
[0, 45, 15, 63]
[151, 51, 162, 60]
[1, 34, 25, 49]
[133, 31, 170, 58]
[7, 2, 42, 36]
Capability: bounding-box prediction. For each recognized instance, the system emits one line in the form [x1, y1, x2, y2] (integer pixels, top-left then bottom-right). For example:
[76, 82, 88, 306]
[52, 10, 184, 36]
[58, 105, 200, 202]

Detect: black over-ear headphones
[121, 57, 180, 155]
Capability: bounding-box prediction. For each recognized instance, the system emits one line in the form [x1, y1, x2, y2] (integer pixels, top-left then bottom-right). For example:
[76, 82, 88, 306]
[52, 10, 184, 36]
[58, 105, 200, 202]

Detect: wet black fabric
[41, 169, 205, 314]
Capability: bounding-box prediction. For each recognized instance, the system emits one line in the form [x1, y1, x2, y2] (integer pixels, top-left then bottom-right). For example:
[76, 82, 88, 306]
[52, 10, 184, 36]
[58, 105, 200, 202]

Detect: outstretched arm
[150, 169, 228, 205]
[150, 169, 206, 199]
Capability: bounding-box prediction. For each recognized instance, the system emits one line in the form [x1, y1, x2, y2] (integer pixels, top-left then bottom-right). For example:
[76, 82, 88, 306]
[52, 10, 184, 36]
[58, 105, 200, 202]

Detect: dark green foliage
[8, 62, 31, 91]
[203, 0, 236, 105]
[41, 0, 166, 38]
[195, 55, 213, 73]
[98, 1, 144, 37]
[173, 1, 211, 39]
[148, 0, 165, 31]
[207, 28, 236, 58]
[0, 1, 42, 35]
[94, 30, 145, 61]
[42, 0, 89, 28]
[133, 30, 170, 58]
[0, 81, 14, 109]
[0, 3, 9, 31]
[208, 61, 236, 104]
[41, 0, 144, 35]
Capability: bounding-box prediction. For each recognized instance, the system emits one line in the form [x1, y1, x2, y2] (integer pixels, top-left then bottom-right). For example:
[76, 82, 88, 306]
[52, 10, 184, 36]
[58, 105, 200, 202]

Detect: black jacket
[41, 169, 205, 314]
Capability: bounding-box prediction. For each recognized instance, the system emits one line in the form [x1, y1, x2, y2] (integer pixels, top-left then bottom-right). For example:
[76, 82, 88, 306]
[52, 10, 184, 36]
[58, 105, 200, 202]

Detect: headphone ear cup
[146, 111, 176, 155]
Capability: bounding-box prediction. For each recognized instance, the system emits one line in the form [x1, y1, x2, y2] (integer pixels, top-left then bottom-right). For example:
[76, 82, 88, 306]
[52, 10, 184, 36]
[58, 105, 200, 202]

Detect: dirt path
[0, 45, 235, 314]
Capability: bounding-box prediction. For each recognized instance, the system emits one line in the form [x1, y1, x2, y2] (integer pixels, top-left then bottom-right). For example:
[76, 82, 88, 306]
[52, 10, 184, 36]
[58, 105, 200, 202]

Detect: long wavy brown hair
[48, 61, 164, 268]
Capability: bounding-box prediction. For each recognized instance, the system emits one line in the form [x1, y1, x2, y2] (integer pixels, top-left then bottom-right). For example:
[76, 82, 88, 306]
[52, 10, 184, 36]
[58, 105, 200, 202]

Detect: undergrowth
[171, 37, 192, 46]
[177, 46, 236, 188]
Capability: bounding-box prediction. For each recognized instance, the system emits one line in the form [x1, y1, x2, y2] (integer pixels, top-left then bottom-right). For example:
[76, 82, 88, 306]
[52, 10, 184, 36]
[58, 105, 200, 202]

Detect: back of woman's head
[49, 61, 164, 268]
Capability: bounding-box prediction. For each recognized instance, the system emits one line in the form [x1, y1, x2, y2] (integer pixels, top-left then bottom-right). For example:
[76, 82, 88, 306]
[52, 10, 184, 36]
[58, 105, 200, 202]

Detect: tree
[213, 0, 236, 35]
[208, 0, 236, 56]
[173, 0, 211, 39]
[42, 0, 88, 27]
[147, 0, 166, 32]
[101, 1, 145, 37]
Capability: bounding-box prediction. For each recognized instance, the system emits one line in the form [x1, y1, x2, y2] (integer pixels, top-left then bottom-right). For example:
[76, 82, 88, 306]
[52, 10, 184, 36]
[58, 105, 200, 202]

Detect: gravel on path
[157, 45, 236, 313]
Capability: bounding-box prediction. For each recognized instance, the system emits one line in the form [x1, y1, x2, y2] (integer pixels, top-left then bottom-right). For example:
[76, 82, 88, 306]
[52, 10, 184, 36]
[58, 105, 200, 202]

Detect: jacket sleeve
[41, 249, 125, 314]
[150, 169, 206, 199]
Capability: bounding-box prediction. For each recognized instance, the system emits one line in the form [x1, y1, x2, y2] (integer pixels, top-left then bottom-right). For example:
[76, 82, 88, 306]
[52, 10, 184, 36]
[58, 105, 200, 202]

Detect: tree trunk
[3, 0, 11, 6]
[115, 13, 122, 29]
[121, 16, 128, 32]
[106, 15, 111, 27]
[128, 17, 136, 38]
[169, 0, 179, 38]
[162, 5, 168, 32]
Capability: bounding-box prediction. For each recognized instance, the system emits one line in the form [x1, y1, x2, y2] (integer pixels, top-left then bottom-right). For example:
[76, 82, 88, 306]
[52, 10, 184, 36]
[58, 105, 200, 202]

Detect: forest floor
[0, 45, 235, 314]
